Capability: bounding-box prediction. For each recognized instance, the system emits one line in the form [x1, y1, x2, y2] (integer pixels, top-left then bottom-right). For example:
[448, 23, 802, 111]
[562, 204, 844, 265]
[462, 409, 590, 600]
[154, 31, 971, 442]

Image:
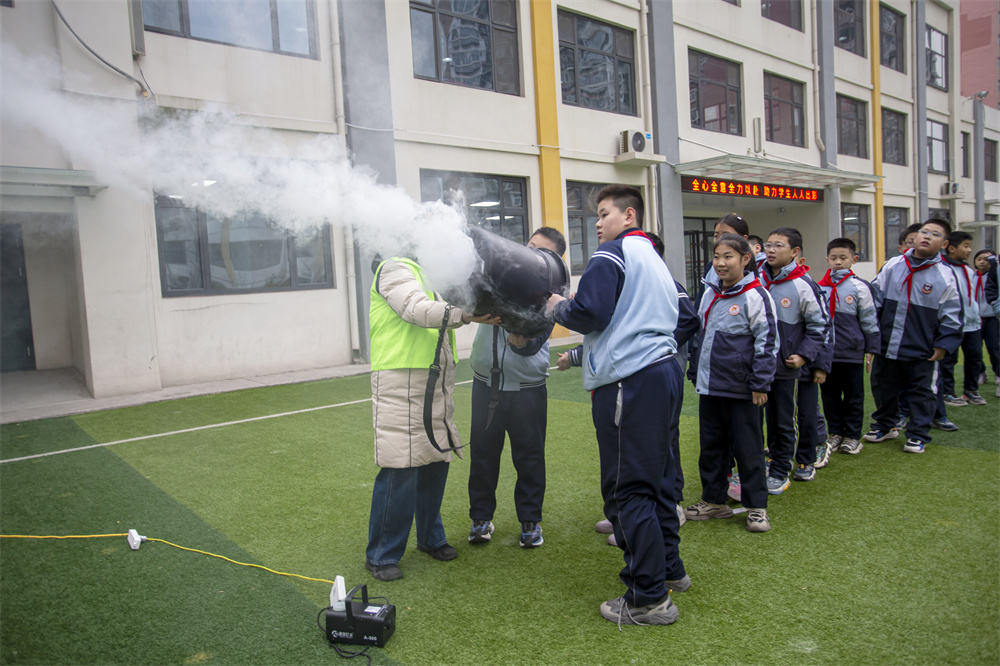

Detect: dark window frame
[409, 0, 520, 96]
[836, 0, 865, 57]
[153, 195, 335, 297]
[761, 0, 803, 31]
[763, 72, 805, 147]
[881, 108, 906, 166]
[557, 9, 637, 116]
[926, 25, 948, 90]
[927, 119, 949, 175]
[566, 181, 606, 274]
[883, 206, 908, 261]
[836, 94, 868, 158]
[419, 169, 529, 244]
[987, 139, 998, 182]
[689, 49, 743, 136]
[879, 4, 904, 72]
[141, 0, 317, 59]
[0, 1, 13, 7]
[841, 203, 870, 261]
[961, 131, 970, 178]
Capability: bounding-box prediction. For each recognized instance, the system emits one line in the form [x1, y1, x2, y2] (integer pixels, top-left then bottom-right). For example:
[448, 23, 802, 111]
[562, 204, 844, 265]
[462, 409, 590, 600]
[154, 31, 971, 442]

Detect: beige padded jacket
[370, 259, 469, 468]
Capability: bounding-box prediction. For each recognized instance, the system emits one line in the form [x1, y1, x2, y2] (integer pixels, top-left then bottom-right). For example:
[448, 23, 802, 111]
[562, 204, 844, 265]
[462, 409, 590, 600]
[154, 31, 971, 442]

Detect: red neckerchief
[761, 262, 809, 290]
[901, 253, 936, 306]
[704, 277, 762, 327]
[976, 270, 986, 302]
[944, 257, 973, 301]
[622, 229, 651, 244]
[818, 269, 854, 319]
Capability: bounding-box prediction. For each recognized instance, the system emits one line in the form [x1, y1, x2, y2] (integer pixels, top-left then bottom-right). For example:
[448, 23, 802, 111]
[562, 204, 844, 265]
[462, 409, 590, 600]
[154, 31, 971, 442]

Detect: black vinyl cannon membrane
[451, 227, 570, 338]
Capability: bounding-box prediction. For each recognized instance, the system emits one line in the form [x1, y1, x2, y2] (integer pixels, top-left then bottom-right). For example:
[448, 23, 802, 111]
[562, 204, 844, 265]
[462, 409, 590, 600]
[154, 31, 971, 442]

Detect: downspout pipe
[973, 93, 986, 222]
[870, 0, 885, 269]
[914, 0, 929, 223]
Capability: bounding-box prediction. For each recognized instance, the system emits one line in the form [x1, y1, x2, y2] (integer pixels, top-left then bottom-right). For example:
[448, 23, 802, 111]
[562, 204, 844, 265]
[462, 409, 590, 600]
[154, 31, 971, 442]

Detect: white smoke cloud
[1, 45, 480, 291]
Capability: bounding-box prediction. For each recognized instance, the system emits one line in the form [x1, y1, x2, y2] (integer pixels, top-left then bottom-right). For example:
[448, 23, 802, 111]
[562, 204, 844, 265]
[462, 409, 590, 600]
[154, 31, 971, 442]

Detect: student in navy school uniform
[548, 184, 687, 626]
[559, 233, 698, 543]
[760, 227, 830, 493]
[864, 218, 963, 453]
[973, 250, 999, 389]
[939, 231, 987, 407]
[816, 238, 880, 462]
[685, 233, 778, 532]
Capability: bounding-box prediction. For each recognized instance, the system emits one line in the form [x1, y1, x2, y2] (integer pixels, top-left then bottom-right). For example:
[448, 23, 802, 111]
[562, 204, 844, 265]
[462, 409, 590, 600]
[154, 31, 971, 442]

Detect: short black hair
[644, 231, 665, 258]
[529, 226, 567, 256]
[747, 235, 764, 250]
[827, 237, 857, 254]
[899, 223, 922, 247]
[716, 213, 749, 238]
[923, 218, 952, 237]
[768, 226, 803, 250]
[595, 184, 644, 226]
[945, 230, 973, 252]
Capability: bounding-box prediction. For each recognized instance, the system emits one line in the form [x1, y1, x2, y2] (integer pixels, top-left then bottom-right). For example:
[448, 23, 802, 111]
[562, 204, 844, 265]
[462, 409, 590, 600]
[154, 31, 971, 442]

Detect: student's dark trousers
[983, 316, 999, 375]
[941, 329, 984, 395]
[592, 357, 684, 607]
[468, 378, 546, 523]
[699, 395, 767, 509]
[794, 380, 820, 466]
[765, 378, 797, 480]
[871, 356, 937, 443]
[821, 362, 865, 439]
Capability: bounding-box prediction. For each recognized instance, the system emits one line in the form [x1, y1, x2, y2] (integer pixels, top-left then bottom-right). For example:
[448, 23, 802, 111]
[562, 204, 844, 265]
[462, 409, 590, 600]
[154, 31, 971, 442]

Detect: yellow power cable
[0, 533, 335, 586]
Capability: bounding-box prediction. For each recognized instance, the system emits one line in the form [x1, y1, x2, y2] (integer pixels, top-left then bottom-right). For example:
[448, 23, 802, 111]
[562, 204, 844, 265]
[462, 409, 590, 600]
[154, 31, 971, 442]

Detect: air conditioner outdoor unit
[940, 181, 965, 199]
[614, 129, 665, 166]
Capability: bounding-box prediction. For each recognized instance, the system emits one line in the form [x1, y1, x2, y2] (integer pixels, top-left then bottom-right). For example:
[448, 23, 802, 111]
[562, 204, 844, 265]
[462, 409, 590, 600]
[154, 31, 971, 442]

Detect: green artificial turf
[1, 345, 997, 665]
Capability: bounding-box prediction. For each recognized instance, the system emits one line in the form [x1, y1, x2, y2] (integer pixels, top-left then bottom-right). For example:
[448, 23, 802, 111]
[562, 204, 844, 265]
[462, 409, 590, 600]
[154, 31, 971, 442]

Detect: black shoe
[416, 543, 458, 561]
[364, 561, 402, 581]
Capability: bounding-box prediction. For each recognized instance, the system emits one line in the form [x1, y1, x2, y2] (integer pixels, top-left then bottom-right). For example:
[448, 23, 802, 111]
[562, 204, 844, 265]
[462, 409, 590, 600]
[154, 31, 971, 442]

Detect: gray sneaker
[746, 508, 771, 532]
[665, 574, 691, 593]
[815, 442, 832, 469]
[600, 593, 678, 625]
[839, 438, 864, 454]
[766, 475, 790, 495]
[595, 519, 613, 534]
[943, 394, 968, 407]
[826, 434, 843, 452]
[964, 392, 987, 406]
[684, 500, 734, 520]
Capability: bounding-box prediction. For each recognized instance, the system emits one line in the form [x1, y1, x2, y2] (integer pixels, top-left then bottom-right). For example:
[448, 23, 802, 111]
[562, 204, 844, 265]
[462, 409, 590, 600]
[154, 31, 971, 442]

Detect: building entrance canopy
[674, 155, 880, 190]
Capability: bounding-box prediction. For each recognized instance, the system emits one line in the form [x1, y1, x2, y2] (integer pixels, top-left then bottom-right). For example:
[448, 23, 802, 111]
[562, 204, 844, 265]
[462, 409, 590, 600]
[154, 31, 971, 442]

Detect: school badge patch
[845, 295, 855, 304]
[729, 304, 741, 316]
[780, 297, 792, 308]
[921, 284, 933, 294]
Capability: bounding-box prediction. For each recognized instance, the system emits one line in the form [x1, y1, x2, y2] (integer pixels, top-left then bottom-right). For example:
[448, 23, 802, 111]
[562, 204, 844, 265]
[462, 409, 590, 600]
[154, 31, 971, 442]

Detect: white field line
[0, 368, 562, 465]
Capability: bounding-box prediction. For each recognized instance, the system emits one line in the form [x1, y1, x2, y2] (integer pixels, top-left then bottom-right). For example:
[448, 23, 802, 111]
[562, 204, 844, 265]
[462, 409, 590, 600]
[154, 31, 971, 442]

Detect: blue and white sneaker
[766, 475, 790, 495]
[895, 414, 908, 430]
[863, 428, 900, 442]
[468, 520, 495, 543]
[931, 417, 959, 431]
[793, 463, 816, 481]
[903, 438, 926, 454]
[519, 521, 543, 548]
[815, 443, 832, 469]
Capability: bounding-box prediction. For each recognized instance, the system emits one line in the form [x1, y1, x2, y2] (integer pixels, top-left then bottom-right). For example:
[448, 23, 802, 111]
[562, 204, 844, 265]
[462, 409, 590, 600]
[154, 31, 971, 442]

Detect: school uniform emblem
[845, 295, 855, 304]
[729, 304, 741, 315]
[921, 284, 933, 294]
[780, 297, 792, 308]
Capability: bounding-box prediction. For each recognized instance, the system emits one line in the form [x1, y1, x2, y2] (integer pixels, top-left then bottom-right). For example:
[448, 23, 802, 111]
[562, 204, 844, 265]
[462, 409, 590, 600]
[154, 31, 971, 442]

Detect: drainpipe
[638, 0, 657, 235]
[974, 93, 986, 222]
[870, 0, 885, 269]
[914, 0, 928, 223]
[329, 0, 362, 363]
[810, 0, 826, 154]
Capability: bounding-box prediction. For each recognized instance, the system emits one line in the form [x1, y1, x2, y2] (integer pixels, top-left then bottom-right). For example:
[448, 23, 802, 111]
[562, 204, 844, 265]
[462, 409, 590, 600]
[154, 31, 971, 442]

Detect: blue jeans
[366, 461, 449, 566]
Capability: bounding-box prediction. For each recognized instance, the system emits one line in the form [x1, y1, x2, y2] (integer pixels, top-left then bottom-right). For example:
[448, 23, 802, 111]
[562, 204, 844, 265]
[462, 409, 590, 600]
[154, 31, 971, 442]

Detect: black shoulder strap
[423, 305, 463, 453]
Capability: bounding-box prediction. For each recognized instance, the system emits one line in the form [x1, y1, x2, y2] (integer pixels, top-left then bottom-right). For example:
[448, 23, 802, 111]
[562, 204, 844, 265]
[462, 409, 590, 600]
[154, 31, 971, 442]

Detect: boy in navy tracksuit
[687, 233, 778, 532]
[548, 185, 685, 626]
[760, 227, 830, 494]
[864, 219, 963, 453]
[817, 238, 880, 459]
[940, 231, 986, 406]
[559, 232, 698, 539]
[467, 227, 566, 549]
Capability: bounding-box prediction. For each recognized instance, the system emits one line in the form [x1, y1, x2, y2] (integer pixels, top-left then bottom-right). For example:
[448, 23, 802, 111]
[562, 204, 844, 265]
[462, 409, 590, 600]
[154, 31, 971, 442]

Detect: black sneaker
[468, 519, 495, 543]
[364, 561, 402, 581]
[519, 521, 543, 548]
[416, 543, 458, 561]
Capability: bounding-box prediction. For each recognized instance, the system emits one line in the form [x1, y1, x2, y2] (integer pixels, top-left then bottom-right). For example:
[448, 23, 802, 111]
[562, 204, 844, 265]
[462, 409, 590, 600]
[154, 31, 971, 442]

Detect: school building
[1, 0, 998, 404]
